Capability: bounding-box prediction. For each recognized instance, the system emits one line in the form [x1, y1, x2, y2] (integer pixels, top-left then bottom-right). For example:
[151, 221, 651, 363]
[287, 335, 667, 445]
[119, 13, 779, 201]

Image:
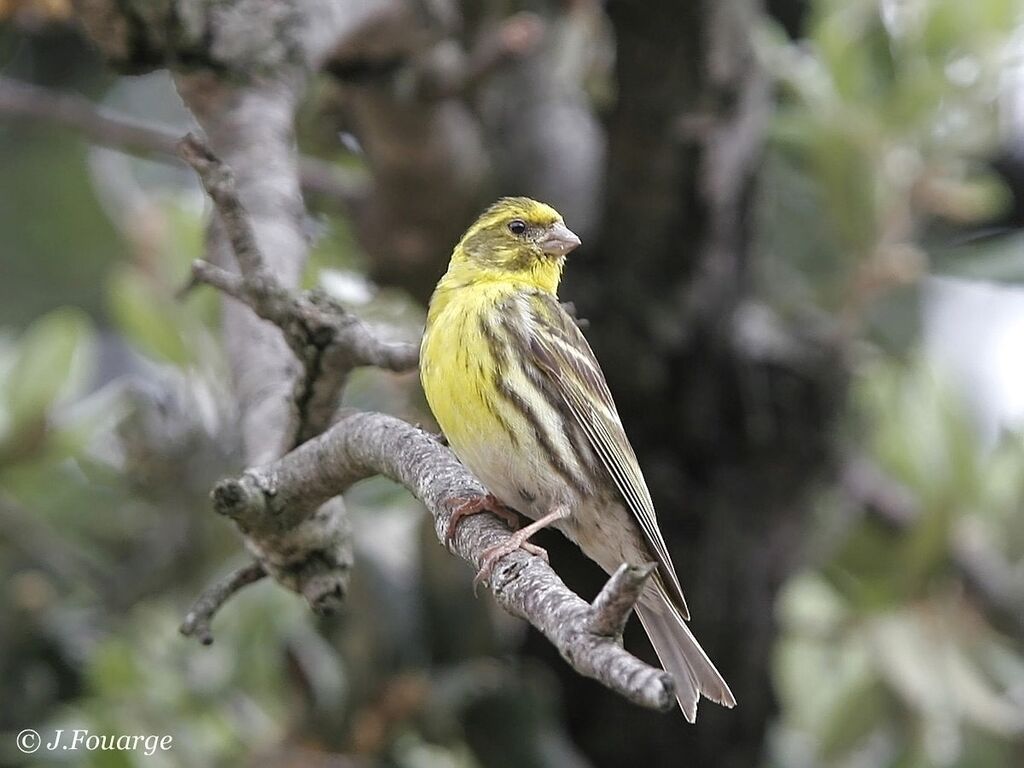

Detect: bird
[419, 196, 735, 721]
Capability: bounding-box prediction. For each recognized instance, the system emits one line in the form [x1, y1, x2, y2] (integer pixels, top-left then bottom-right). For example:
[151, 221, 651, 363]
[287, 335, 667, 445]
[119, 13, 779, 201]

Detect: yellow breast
[420, 281, 512, 457]
[420, 275, 590, 517]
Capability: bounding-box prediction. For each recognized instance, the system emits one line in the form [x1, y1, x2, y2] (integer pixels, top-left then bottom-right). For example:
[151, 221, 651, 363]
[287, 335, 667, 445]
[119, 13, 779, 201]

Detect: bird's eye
[508, 219, 527, 235]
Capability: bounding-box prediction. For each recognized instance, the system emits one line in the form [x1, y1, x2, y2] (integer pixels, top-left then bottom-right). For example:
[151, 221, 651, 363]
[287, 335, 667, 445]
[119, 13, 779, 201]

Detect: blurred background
[2, 0, 1024, 766]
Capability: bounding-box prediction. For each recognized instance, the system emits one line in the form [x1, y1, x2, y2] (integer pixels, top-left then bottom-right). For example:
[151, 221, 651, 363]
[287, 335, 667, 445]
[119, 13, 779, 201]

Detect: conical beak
[539, 221, 581, 257]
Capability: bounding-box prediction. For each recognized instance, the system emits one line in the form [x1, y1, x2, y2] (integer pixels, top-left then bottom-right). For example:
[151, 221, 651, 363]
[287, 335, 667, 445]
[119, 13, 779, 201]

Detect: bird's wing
[512, 292, 689, 619]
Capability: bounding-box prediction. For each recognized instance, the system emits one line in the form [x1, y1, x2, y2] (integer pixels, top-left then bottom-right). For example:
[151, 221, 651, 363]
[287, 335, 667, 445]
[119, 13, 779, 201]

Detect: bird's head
[448, 197, 581, 294]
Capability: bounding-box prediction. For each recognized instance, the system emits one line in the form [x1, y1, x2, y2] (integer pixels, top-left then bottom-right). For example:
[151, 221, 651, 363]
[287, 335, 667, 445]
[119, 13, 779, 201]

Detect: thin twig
[180, 561, 267, 645]
[183, 259, 246, 300]
[180, 135, 417, 445]
[588, 562, 657, 638]
[179, 134, 268, 277]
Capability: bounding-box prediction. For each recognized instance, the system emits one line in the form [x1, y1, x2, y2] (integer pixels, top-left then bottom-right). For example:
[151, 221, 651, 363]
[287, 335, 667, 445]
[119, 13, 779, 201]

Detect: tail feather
[636, 595, 736, 722]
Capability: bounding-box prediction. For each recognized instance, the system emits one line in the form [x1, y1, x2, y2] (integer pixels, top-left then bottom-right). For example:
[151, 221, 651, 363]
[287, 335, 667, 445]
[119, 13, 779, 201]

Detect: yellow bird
[420, 197, 735, 721]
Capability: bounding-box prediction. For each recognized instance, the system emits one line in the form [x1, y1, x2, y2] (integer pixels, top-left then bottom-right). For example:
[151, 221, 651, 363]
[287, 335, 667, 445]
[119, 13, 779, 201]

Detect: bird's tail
[636, 591, 736, 722]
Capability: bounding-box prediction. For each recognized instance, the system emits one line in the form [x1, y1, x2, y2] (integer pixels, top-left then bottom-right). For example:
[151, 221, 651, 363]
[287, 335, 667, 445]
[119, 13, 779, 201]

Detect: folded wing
[507, 292, 690, 619]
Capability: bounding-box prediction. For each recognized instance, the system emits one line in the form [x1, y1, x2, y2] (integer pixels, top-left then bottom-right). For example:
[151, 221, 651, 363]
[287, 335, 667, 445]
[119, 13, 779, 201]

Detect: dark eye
[508, 219, 527, 235]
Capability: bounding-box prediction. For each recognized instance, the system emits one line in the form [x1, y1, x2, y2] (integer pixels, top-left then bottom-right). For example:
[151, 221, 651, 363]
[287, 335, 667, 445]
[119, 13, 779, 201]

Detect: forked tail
[636, 592, 736, 722]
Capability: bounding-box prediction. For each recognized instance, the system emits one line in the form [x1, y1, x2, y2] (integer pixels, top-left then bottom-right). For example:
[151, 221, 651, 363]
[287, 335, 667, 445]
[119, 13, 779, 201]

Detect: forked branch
[212, 411, 675, 711]
[179, 136, 675, 710]
[180, 134, 418, 445]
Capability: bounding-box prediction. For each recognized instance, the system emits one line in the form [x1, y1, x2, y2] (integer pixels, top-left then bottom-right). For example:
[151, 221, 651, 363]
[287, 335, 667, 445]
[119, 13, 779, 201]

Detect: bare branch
[65, 0, 401, 641]
[290, 302, 419, 445]
[180, 135, 417, 445]
[179, 133, 269, 277]
[588, 562, 657, 638]
[0, 75, 178, 154]
[179, 561, 267, 645]
[184, 260, 246, 301]
[212, 410, 676, 711]
[187, 252, 419, 445]
[0, 76, 365, 206]
[72, 0, 672, 711]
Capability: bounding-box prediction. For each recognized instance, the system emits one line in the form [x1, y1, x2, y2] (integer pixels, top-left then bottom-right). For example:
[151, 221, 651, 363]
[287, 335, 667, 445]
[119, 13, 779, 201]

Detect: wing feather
[511, 293, 690, 619]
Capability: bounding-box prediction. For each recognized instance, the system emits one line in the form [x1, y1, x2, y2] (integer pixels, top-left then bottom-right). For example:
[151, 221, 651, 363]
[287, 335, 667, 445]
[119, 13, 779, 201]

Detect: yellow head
[444, 197, 581, 295]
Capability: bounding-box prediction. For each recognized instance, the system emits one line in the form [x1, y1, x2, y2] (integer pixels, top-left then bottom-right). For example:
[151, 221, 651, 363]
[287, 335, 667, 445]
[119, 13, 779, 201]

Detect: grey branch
[212, 410, 676, 711]
[179, 134, 267, 276]
[158, 4, 365, 613]
[0, 76, 364, 206]
[588, 562, 657, 638]
[73, 0, 673, 711]
[179, 561, 267, 644]
[181, 134, 418, 446]
[179, 129, 668, 711]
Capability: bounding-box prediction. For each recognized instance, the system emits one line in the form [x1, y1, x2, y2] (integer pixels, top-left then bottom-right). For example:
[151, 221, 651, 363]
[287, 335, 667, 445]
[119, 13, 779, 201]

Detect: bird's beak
[538, 221, 581, 257]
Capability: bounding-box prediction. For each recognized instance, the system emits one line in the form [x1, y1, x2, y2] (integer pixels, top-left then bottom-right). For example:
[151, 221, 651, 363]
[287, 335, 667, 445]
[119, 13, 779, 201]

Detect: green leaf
[3, 307, 93, 428]
[108, 268, 190, 364]
[820, 676, 890, 758]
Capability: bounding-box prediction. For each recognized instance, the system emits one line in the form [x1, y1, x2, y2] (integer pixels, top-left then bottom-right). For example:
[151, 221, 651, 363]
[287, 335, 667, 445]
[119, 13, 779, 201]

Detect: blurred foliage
[0, 96, 562, 766]
[2, 0, 1024, 767]
[772, 357, 1024, 767]
[754, 0, 1024, 766]
[756, 0, 1016, 321]
[0, 126, 127, 327]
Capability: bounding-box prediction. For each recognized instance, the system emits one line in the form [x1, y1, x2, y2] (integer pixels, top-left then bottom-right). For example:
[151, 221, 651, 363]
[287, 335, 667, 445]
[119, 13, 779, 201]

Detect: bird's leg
[444, 494, 520, 550]
[473, 505, 570, 590]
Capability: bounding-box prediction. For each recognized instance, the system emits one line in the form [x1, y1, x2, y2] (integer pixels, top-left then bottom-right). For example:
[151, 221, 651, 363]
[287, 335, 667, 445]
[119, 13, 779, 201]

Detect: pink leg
[444, 494, 520, 550]
[474, 505, 570, 590]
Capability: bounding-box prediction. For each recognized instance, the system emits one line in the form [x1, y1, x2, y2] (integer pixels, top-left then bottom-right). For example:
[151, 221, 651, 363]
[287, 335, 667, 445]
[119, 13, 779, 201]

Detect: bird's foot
[473, 533, 549, 592]
[444, 494, 519, 550]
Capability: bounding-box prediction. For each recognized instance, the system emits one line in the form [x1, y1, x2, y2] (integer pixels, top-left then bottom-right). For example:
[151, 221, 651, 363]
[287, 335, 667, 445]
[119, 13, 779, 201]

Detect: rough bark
[211, 409, 675, 710]
[72, 0, 393, 612]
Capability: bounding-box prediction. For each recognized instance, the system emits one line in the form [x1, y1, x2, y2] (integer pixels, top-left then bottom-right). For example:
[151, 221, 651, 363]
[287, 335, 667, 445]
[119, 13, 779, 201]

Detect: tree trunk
[525, 2, 846, 765]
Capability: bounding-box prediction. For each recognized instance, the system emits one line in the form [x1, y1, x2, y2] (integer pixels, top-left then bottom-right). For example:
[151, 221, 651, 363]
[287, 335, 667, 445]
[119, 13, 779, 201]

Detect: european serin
[420, 197, 735, 721]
